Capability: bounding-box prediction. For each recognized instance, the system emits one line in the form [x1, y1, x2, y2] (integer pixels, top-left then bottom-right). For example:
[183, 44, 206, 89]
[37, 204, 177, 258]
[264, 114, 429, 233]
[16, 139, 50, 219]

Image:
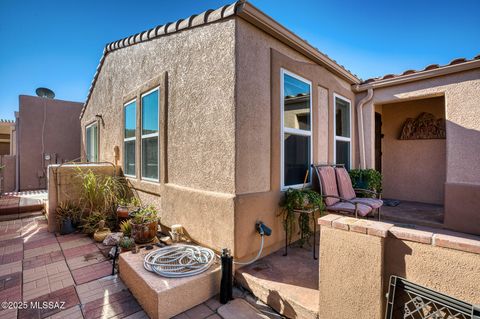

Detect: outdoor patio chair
[312, 164, 374, 219]
[334, 166, 382, 220]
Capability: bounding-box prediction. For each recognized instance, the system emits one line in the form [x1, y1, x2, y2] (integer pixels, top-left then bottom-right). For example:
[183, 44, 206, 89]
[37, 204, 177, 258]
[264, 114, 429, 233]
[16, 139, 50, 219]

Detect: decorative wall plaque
[399, 112, 446, 140]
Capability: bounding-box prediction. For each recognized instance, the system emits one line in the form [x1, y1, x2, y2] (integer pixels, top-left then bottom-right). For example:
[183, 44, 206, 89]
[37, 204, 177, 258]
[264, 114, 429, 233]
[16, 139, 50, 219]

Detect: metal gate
[385, 276, 480, 319]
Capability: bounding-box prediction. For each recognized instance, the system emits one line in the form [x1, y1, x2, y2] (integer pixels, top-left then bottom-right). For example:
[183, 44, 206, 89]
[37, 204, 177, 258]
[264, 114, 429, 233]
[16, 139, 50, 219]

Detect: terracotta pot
[131, 221, 158, 244]
[117, 206, 130, 218]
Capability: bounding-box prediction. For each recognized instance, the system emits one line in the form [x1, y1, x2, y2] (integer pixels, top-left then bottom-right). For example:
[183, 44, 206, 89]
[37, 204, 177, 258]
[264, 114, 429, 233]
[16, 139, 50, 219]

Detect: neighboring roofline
[355, 57, 480, 92]
[236, 2, 360, 85]
[80, 0, 360, 119]
[19, 94, 83, 105]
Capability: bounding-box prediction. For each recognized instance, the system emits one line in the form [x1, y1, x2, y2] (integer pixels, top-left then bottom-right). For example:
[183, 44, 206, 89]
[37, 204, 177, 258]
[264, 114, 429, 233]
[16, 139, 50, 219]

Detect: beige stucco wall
[381, 97, 446, 204]
[233, 18, 357, 258]
[319, 226, 384, 319]
[384, 237, 480, 306]
[19, 95, 82, 190]
[81, 19, 237, 253]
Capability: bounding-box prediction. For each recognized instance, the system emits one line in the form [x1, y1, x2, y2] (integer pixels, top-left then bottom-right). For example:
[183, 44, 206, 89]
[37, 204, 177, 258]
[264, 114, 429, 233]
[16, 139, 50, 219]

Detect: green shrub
[349, 169, 382, 194]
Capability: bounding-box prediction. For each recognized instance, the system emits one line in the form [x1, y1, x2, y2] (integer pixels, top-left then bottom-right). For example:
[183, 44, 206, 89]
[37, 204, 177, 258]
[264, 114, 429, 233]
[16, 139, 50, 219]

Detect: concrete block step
[119, 246, 221, 319]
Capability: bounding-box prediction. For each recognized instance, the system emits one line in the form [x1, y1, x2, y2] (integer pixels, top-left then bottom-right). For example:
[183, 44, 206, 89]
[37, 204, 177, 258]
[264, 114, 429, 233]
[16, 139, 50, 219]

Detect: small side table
[283, 208, 319, 260]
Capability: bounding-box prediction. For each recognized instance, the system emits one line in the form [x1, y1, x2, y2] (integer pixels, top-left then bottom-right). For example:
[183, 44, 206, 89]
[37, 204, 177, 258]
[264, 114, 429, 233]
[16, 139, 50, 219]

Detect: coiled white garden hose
[144, 235, 265, 277]
[144, 244, 216, 278]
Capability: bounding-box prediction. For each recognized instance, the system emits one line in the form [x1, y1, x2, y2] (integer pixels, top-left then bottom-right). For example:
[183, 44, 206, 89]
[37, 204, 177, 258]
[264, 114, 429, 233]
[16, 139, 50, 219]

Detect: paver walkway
[0, 215, 278, 319]
[0, 215, 148, 319]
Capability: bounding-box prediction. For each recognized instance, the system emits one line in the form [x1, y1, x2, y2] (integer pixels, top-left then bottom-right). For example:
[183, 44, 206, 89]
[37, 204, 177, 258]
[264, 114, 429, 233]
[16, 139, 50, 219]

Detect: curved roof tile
[402, 69, 416, 75]
[449, 57, 467, 65]
[423, 64, 439, 71]
[80, 1, 361, 118]
[361, 54, 480, 85]
[80, 1, 243, 118]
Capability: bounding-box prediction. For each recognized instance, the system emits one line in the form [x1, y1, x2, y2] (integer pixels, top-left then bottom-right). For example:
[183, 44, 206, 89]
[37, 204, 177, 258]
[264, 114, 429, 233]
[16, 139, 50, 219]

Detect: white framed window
[85, 122, 98, 162]
[124, 100, 136, 177]
[280, 69, 313, 190]
[333, 93, 352, 170]
[140, 87, 159, 182]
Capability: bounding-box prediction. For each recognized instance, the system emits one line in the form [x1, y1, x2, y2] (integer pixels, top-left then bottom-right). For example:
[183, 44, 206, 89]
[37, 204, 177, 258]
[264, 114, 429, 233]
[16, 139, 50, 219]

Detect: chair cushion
[326, 202, 372, 217]
[335, 167, 356, 200]
[318, 167, 340, 206]
[351, 198, 383, 209]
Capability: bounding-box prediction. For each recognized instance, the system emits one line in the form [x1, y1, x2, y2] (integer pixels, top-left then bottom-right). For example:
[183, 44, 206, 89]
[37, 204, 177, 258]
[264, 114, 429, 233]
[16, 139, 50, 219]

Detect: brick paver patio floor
[0, 215, 276, 319]
[0, 215, 149, 319]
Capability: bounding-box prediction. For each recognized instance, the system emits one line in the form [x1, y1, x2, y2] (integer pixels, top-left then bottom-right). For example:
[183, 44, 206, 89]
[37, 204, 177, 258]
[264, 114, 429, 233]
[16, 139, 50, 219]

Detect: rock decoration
[103, 232, 124, 246]
[399, 112, 446, 140]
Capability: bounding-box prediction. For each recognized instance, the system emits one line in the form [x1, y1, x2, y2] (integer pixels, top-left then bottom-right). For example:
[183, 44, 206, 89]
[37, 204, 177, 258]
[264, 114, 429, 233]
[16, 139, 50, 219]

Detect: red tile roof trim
[80, 1, 361, 119]
[360, 54, 480, 85]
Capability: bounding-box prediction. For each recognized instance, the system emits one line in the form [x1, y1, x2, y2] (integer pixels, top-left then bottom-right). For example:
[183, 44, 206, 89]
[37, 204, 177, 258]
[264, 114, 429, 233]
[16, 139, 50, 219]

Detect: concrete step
[235, 246, 319, 319]
[119, 245, 221, 319]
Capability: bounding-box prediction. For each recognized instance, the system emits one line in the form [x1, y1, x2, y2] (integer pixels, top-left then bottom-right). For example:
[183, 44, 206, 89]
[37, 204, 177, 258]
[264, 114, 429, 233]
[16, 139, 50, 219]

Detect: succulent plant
[119, 236, 135, 250]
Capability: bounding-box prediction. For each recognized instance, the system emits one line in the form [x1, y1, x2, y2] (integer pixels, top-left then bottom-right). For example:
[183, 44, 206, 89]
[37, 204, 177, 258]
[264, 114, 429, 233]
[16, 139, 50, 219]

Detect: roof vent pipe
[357, 88, 374, 169]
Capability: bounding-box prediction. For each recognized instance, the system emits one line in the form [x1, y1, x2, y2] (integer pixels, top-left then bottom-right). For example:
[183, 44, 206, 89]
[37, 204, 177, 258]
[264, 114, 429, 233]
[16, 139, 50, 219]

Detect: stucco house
[79, 0, 480, 259]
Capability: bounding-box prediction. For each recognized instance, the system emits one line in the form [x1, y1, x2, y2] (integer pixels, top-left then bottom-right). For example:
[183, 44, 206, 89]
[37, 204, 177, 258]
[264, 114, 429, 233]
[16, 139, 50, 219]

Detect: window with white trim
[281, 69, 312, 189]
[85, 122, 98, 162]
[141, 88, 159, 181]
[124, 100, 136, 177]
[334, 94, 351, 170]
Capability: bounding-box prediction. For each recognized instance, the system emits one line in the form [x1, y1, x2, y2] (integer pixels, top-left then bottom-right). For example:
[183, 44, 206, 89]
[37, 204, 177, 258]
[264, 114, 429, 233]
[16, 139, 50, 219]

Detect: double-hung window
[141, 88, 159, 181]
[281, 69, 312, 189]
[85, 122, 98, 162]
[124, 100, 136, 177]
[334, 94, 352, 170]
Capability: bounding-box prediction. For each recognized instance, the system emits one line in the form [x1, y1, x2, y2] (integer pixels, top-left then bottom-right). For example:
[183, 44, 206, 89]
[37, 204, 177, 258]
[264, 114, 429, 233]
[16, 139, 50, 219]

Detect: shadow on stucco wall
[443, 121, 480, 235]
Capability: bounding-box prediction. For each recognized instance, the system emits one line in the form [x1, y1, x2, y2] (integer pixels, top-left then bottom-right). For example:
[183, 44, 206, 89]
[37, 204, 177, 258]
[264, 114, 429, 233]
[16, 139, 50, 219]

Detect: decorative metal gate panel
[385, 276, 480, 319]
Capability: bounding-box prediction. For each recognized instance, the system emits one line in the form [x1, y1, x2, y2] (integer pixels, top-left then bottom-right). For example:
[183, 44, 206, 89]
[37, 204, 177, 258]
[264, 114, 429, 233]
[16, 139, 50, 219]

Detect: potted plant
[119, 236, 135, 252]
[280, 188, 324, 247]
[348, 169, 382, 197]
[119, 219, 132, 237]
[117, 197, 141, 218]
[56, 201, 82, 235]
[129, 205, 159, 244]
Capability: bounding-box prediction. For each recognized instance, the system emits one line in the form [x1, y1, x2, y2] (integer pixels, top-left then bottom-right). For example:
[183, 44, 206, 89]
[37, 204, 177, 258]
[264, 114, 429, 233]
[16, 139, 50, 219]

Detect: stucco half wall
[360, 68, 480, 234]
[318, 215, 480, 319]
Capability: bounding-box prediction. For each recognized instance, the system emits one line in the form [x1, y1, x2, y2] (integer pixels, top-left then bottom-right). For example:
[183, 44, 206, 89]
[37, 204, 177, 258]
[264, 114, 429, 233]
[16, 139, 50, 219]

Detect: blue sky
[0, 0, 479, 120]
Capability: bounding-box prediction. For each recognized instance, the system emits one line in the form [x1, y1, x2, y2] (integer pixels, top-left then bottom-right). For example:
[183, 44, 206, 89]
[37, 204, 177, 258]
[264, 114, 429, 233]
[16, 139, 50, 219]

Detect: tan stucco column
[318, 216, 387, 319]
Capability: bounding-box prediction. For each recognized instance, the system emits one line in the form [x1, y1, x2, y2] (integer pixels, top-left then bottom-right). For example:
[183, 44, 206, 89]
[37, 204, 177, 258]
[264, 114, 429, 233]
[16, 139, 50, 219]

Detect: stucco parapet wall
[80, 0, 360, 119]
[319, 215, 480, 255]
